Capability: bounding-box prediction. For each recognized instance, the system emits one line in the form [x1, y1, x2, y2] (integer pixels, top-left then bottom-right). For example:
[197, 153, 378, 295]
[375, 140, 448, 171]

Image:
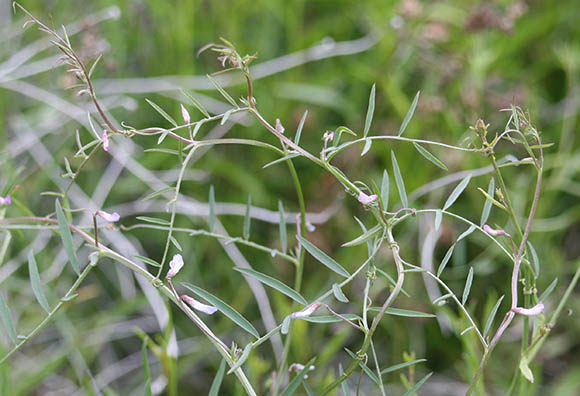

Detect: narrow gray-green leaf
[398, 91, 420, 137]
[437, 244, 455, 277]
[169, 236, 182, 251]
[181, 89, 210, 118]
[55, 199, 80, 275]
[402, 372, 432, 396]
[183, 283, 259, 338]
[145, 99, 178, 127]
[443, 175, 471, 210]
[294, 110, 308, 145]
[380, 170, 389, 211]
[192, 122, 203, 138]
[344, 348, 380, 385]
[207, 74, 238, 107]
[0, 292, 17, 345]
[61, 294, 78, 302]
[339, 363, 350, 396]
[281, 315, 292, 334]
[142, 338, 152, 396]
[243, 195, 251, 240]
[279, 201, 287, 254]
[369, 307, 436, 318]
[462, 267, 474, 305]
[457, 225, 476, 242]
[227, 342, 252, 374]
[460, 326, 474, 336]
[157, 130, 170, 145]
[332, 283, 349, 303]
[342, 224, 382, 247]
[263, 153, 300, 169]
[413, 142, 447, 170]
[297, 236, 349, 278]
[483, 295, 505, 337]
[221, 109, 233, 125]
[136, 216, 171, 226]
[281, 357, 316, 396]
[363, 84, 375, 138]
[209, 185, 215, 233]
[302, 314, 360, 324]
[133, 255, 161, 267]
[28, 251, 50, 313]
[142, 187, 175, 201]
[209, 359, 227, 396]
[361, 139, 372, 156]
[480, 177, 495, 226]
[435, 209, 442, 231]
[144, 148, 179, 155]
[234, 267, 307, 305]
[381, 359, 427, 375]
[527, 241, 540, 278]
[539, 278, 558, 302]
[391, 151, 408, 207]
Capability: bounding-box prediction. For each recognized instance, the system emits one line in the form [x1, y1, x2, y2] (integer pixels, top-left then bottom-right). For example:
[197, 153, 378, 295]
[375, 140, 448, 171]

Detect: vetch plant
[0, 3, 579, 396]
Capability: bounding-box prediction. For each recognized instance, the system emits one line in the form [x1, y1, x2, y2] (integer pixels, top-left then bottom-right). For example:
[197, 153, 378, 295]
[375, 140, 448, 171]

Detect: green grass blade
[182, 283, 259, 338]
[209, 359, 227, 396]
[398, 91, 420, 137]
[234, 267, 307, 305]
[402, 372, 432, 396]
[413, 142, 448, 170]
[443, 175, 471, 210]
[363, 84, 375, 138]
[55, 199, 80, 275]
[380, 359, 427, 375]
[297, 236, 349, 278]
[28, 250, 50, 313]
[145, 99, 178, 128]
[391, 151, 408, 208]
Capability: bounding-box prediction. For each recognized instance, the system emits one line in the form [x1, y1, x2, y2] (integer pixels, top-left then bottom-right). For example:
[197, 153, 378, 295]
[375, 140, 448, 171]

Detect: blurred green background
[1, 0, 579, 395]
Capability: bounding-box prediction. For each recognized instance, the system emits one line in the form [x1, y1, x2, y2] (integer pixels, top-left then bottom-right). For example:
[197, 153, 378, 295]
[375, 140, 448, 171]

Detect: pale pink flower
[0, 195, 11, 206]
[181, 104, 191, 124]
[275, 118, 285, 134]
[512, 302, 544, 316]
[182, 295, 218, 314]
[323, 131, 335, 143]
[291, 302, 322, 319]
[96, 210, 120, 222]
[289, 363, 315, 378]
[166, 254, 184, 279]
[483, 224, 510, 237]
[357, 192, 378, 205]
[102, 131, 109, 152]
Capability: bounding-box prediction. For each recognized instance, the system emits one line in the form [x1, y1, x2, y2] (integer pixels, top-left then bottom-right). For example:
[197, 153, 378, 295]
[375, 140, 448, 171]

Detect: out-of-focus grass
[1, 0, 579, 395]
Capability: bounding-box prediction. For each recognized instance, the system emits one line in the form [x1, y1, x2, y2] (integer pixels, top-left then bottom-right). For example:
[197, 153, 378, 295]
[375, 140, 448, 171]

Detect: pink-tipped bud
[96, 210, 120, 222]
[483, 224, 509, 237]
[102, 131, 109, 152]
[512, 302, 544, 316]
[291, 303, 322, 319]
[166, 254, 184, 279]
[275, 118, 285, 134]
[357, 192, 378, 205]
[182, 295, 218, 314]
[181, 104, 191, 124]
[323, 131, 335, 143]
[0, 195, 11, 206]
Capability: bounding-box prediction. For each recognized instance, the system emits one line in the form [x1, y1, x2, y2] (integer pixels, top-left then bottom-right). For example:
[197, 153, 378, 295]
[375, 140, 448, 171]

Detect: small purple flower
[96, 210, 120, 223]
[512, 302, 544, 316]
[182, 295, 218, 314]
[275, 118, 285, 134]
[181, 104, 191, 124]
[483, 224, 510, 237]
[0, 195, 11, 206]
[291, 303, 322, 319]
[357, 192, 378, 205]
[102, 131, 110, 152]
[166, 254, 184, 279]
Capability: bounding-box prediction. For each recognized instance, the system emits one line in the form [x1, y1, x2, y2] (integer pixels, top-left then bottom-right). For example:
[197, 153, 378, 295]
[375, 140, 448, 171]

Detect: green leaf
[281, 315, 292, 334]
[519, 355, 534, 383]
[61, 294, 79, 302]
[279, 201, 287, 254]
[360, 139, 372, 156]
[0, 292, 18, 345]
[380, 170, 389, 211]
[527, 241, 540, 278]
[157, 130, 170, 144]
[142, 187, 175, 201]
[368, 307, 436, 318]
[209, 185, 216, 233]
[391, 151, 408, 208]
[341, 224, 382, 247]
[344, 348, 380, 386]
[483, 295, 504, 337]
[435, 209, 442, 231]
[437, 245, 455, 277]
[457, 225, 476, 242]
[243, 195, 251, 240]
[297, 236, 349, 278]
[398, 91, 420, 137]
[263, 153, 301, 169]
[221, 109, 233, 125]
[480, 178, 495, 226]
[209, 359, 226, 396]
[302, 314, 360, 324]
[227, 342, 252, 374]
[339, 363, 350, 396]
[413, 142, 448, 170]
[332, 283, 349, 303]
[462, 267, 474, 305]
[234, 268, 307, 305]
[142, 337, 152, 396]
[133, 255, 161, 267]
[55, 199, 80, 275]
[145, 99, 178, 128]
[28, 250, 50, 313]
[281, 357, 316, 396]
[144, 148, 179, 156]
[207, 74, 238, 108]
[182, 283, 259, 338]
[294, 110, 308, 145]
[181, 89, 210, 118]
[363, 84, 375, 138]
[136, 216, 171, 226]
[402, 372, 432, 396]
[539, 278, 558, 302]
[477, 187, 506, 211]
[380, 358, 427, 375]
[169, 236, 182, 251]
[443, 175, 471, 210]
